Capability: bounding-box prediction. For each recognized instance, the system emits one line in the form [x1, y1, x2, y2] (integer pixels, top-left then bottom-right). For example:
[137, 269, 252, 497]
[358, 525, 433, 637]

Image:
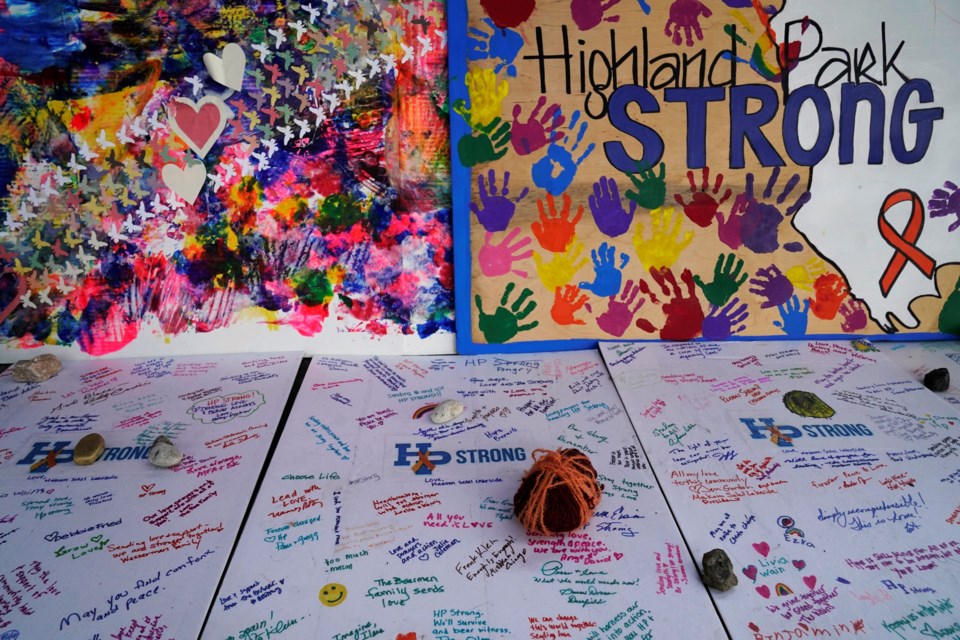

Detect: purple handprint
[702, 298, 749, 341]
[929, 180, 960, 232]
[595, 279, 646, 337]
[470, 170, 529, 232]
[839, 298, 869, 332]
[589, 176, 636, 238]
[479, 228, 533, 278]
[733, 168, 812, 254]
[511, 97, 565, 156]
[749, 265, 794, 309]
[571, 0, 622, 31]
[665, 0, 712, 46]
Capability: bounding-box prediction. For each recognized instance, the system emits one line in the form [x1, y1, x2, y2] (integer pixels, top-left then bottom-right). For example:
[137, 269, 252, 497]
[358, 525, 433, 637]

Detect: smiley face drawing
[319, 583, 347, 607]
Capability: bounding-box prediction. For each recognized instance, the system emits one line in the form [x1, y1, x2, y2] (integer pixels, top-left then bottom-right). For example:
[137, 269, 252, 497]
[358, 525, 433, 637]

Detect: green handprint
[625, 161, 667, 209]
[458, 118, 511, 167]
[476, 282, 539, 343]
[693, 253, 748, 307]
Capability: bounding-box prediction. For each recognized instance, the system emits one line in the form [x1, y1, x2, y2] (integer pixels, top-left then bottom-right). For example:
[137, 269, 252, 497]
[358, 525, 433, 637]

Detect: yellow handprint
[454, 68, 509, 129]
[785, 257, 828, 292]
[532, 241, 588, 293]
[632, 205, 693, 270]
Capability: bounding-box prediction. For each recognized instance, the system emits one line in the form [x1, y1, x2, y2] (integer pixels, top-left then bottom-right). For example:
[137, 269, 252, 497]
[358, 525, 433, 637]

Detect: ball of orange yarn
[513, 448, 603, 535]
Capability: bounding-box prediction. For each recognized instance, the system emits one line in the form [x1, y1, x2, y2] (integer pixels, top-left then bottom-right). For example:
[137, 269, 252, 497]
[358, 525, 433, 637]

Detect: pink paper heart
[793, 560, 806, 570]
[753, 542, 771, 557]
[803, 575, 817, 589]
[742, 565, 758, 582]
[167, 96, 229, 157]
[756, 585, 771, 599]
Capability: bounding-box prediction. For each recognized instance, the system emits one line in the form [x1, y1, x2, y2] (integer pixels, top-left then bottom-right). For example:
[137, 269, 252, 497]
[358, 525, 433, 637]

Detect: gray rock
[10, 354, 62, 383]
[702, 548, 738, 591]
[924, 368, 950, 392]
[148, 436, 183, 468]
[430, 399, 464, 424]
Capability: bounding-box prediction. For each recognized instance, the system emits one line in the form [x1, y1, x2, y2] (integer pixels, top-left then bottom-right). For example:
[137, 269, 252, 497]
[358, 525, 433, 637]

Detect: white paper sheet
[882, 342, 960, 407]
[0, 352, 302, 638]
[601, 340, 960, 640]
[202, 351, 726, 640]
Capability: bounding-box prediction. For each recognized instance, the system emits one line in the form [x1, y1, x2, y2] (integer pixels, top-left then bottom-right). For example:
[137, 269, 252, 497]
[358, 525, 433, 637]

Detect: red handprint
[810, 273, 848, 321]
[531, 193, 583, 252]
[638, 266, 704, 340]
[674, 167, 732, 228]
[551, 284, 589, 326]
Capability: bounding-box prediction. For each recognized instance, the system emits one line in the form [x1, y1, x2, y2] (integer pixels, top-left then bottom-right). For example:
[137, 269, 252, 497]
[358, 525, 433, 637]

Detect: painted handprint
[552, 284, 589, 326]
[571, 0, 622, 30]
[531, 110, 595, 196]
[475, 282, 538, 343]
[674, 167, 732, 228]
[511, 97, 565, 156]
[589, 176, 636, 238]
[929, 180, 960, 232]
[533, 241, 588, 292]
[595, 279, 646, 337]
[471, 170, 529, 232]
[457, 118, 511, 167]
[467, 18, 524, 76]
[773, 294, 810, 337]
[531, 193, 583, 252]
[810, 273, 848, 321]
[625, 162, 667, 210]
[637, 267, 704, 340]
[749, 265, 794, 309]
[454, 68, 509, 128]
[479, 228, 533, 278]
[694, 253, 747, 307]
[632, 205, 693, 270]
[665, 0, 712, 46]
[731, 167, 811, 254]
[839, 298, 869, 332]
[579, 242, 629, 297]
[702, 298, 749, 341]
[785, 257, 828, 292]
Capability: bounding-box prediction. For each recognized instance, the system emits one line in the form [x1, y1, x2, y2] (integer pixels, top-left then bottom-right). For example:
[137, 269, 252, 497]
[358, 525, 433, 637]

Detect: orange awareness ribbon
[878, 189, 936, 297]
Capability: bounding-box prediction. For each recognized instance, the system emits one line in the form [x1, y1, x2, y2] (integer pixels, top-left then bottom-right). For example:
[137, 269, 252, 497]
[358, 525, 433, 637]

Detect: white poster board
[202, 352, 726, 640]
[0, 352, 302, 638]
[882, 342, 960, 407]
[601, 340, 960, 640]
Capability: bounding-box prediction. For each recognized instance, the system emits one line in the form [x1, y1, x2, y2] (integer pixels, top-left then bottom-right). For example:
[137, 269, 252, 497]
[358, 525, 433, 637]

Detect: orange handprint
[531, 193, 583, 252]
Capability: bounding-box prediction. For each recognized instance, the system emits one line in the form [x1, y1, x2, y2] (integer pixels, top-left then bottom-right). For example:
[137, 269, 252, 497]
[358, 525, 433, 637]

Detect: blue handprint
[531, 110, 596, 196]
[589, 176, 636, 238]
[467, 18, 525, 77]
[579, 242, 629, 298]
[773, 294, 810, 337]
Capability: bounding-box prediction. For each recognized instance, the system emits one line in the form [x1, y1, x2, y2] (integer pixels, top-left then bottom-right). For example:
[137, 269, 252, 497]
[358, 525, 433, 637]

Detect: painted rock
[148, 435, 183, 468]
[74, 433, 105, 465]
[924, 367, 950, 392]
[10, 354, 62, 383]
[430, 399, 465, 424]
[783, 390, 835, 418]
[702, 548, 738, 592]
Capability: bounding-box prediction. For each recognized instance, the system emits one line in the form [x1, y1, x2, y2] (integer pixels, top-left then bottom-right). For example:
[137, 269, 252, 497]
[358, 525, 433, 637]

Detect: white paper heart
[203, 43, 247, 91]
[161, 161, 207, 204]
[166, 95, 231, 158]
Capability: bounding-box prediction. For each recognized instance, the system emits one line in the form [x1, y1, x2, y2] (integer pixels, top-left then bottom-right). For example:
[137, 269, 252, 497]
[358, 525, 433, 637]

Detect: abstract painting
[0, 0, 453, 356]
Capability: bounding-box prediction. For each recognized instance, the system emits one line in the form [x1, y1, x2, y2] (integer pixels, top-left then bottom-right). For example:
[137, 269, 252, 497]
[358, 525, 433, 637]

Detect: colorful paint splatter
[0, 0, 452, 355]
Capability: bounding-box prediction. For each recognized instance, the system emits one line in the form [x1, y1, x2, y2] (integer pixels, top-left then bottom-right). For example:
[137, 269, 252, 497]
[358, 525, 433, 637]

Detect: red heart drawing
[793, 560, 806, 570]
[752, 541, 771, 557]
[748, 623, 760, 633]
[742, 565, 758, 582]
[614, 553, 623, 560]
[396, 634, 417, 640]
[803, 575, 817, 589]
[140, 484, 155, 493]
[756, 585, 771, 599]
[167, 96, 229, 157]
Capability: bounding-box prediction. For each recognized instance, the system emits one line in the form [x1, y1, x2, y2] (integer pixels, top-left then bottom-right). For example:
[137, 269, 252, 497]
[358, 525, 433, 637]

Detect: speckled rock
[702, 548, 738, 592]
[10, 354, 62, 383]
[148, 435, 183, 468]
[74, 433, 105, 465]
[924, 368, 950, 392]
[430, 399, 465, 424]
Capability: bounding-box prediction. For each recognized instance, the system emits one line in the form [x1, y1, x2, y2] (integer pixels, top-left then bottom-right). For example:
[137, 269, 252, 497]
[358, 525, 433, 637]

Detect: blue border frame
[448, 0, 954, 354]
